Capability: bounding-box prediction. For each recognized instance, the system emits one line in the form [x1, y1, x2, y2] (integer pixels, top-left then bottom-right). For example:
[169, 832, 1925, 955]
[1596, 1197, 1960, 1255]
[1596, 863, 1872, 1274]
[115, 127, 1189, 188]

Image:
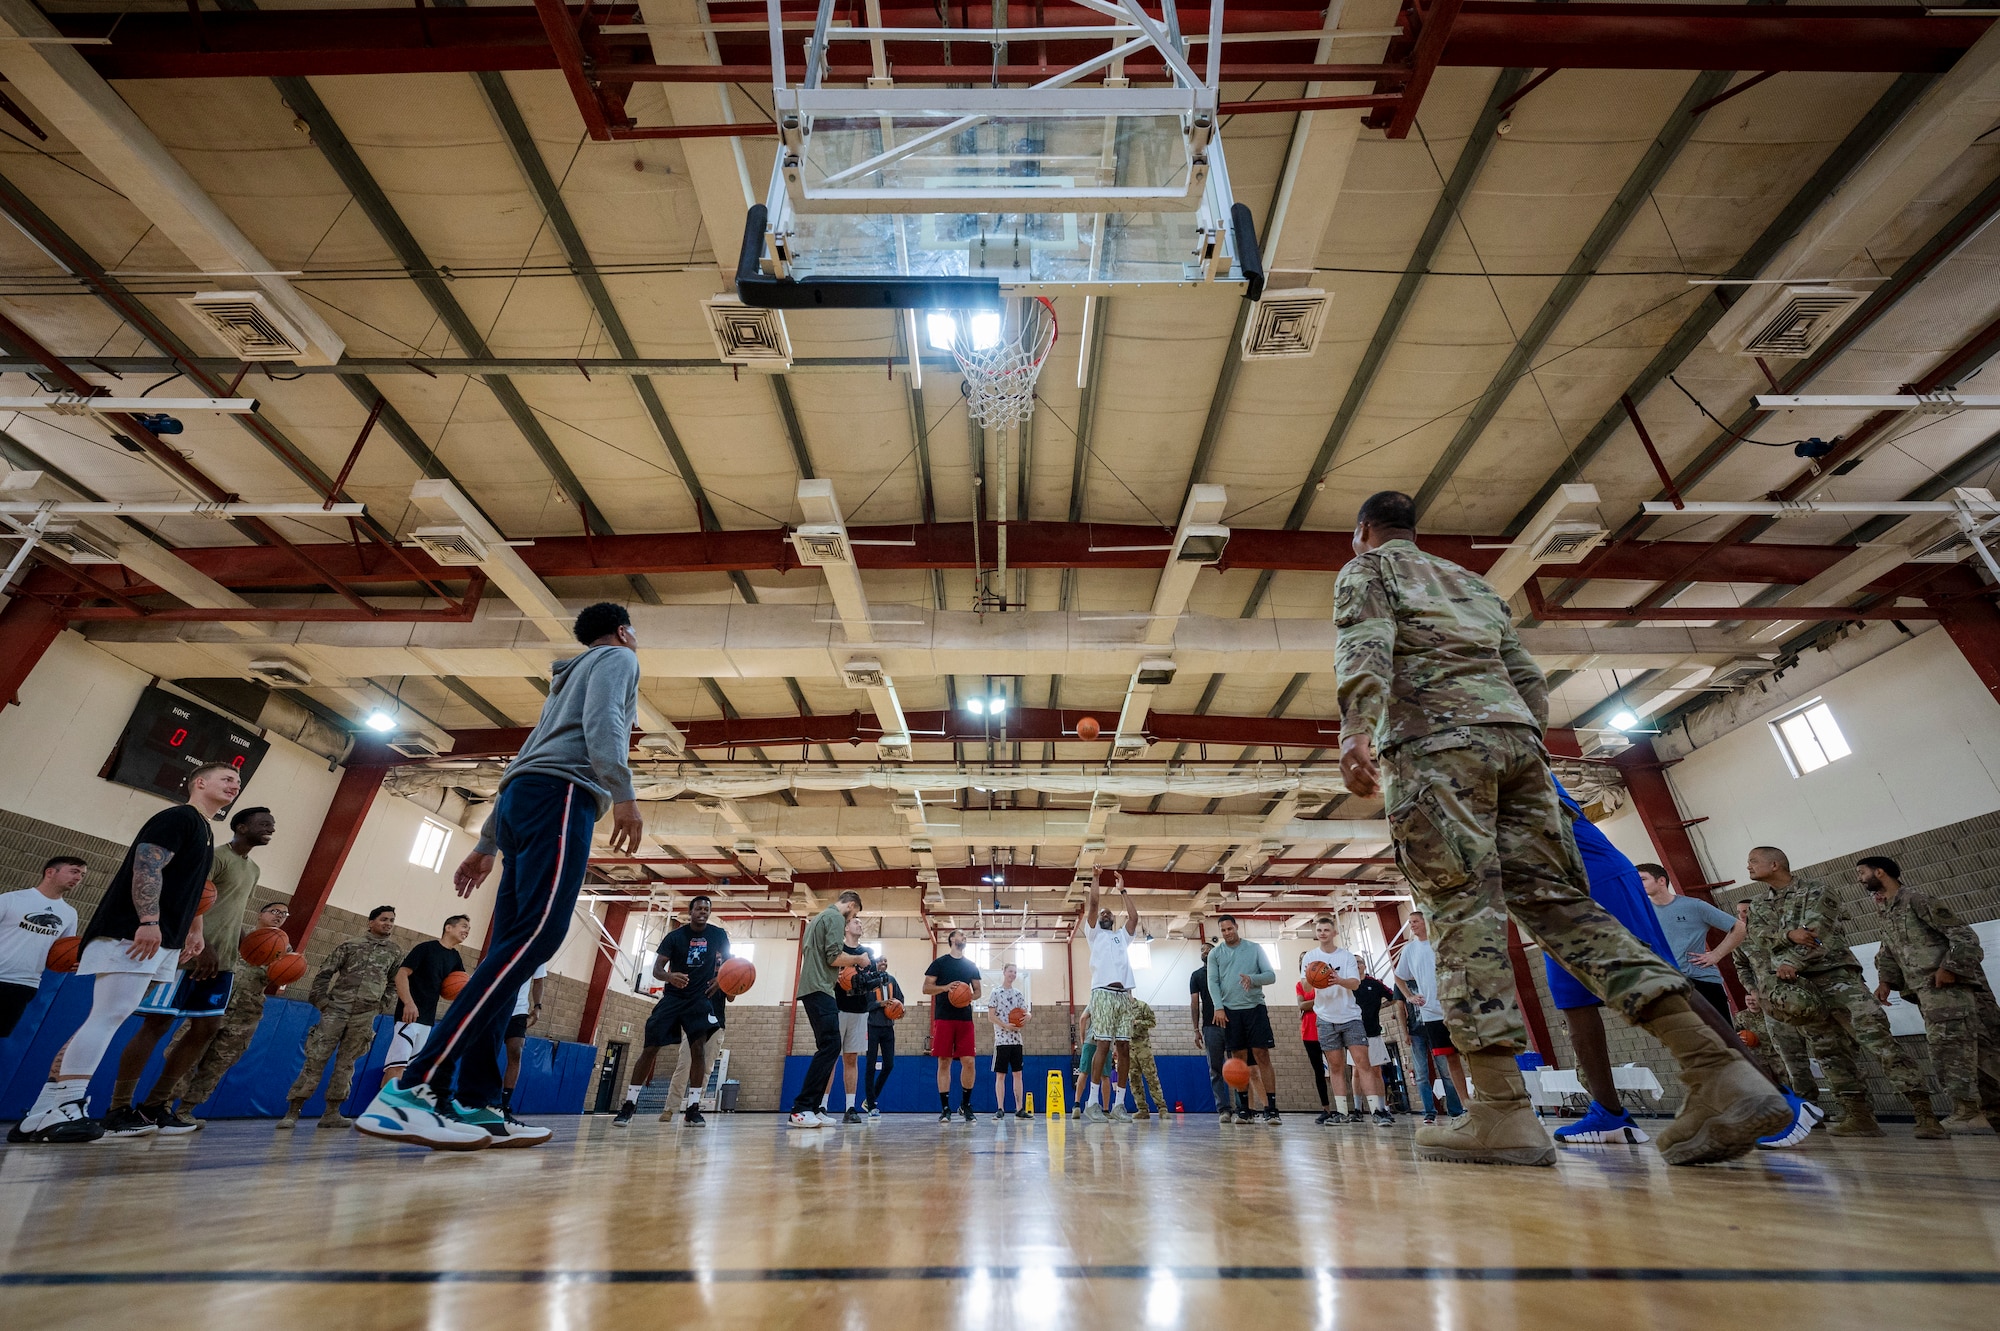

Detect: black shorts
[645, 997, 720, 1048]
[1419, 1019, 1453, 1052]
[1223, 1004, 1275, 1052]
[992, 1044, 1024, 1073]
[0, 980, 36, 1039]
[505, 1013, 530, 1040]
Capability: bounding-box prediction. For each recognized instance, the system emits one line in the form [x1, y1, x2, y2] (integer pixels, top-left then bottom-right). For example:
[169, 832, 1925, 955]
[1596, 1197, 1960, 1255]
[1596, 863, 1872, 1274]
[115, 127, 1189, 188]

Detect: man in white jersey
[1394, 912, 1469, 1117]
[1079, 872, 1139, 1123]
[1302, 915, 1393, 1126]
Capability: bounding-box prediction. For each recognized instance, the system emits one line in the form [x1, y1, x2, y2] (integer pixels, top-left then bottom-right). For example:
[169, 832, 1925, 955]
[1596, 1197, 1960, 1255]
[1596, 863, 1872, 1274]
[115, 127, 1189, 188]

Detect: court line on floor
[5, 1266, 1998, 1287]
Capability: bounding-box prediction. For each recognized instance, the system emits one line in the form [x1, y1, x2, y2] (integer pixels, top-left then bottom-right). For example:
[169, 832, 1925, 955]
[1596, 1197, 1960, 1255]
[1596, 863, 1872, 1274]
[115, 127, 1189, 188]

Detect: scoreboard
[105, 685, 270, 802]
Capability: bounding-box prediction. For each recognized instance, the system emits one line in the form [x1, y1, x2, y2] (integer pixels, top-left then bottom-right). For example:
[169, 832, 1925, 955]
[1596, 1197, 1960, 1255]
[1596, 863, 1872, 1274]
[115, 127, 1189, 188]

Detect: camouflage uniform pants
[1737, 1007, 1820, 1100]
[160, 963, 268, 1106]
[1779, 966, 1930, 1102]
[1129, 1044, 1164, 1111]
[289, 1009, 381, 1105]
[1913, 982, 2000, 1105]
[1383, 725, 1688, 1055]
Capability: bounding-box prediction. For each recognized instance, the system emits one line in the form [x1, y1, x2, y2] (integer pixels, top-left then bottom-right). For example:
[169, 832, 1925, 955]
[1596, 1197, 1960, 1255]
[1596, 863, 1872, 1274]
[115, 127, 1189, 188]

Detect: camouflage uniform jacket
[1873, 888, 1987, 996]
[307, 935, 403, 1015]
[1333, 539, 1546, 752]
[1129, 999, 1157, 1050]
[1738, 875, 1860, 984]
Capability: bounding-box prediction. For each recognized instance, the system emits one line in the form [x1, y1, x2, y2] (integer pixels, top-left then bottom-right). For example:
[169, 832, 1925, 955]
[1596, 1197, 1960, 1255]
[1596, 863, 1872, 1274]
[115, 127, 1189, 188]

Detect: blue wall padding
[778, 1051, 1223, 1113]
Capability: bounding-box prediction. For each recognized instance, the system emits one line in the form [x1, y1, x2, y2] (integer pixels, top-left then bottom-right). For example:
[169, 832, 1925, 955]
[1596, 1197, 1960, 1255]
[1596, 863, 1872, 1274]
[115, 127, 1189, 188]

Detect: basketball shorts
[1366, 1036, 1390, 1067]
[932, 1018, 975, 1059]
[838, 1010, 869, 1054]
[992, 1044, 1024, 1073]
[0, 980, 36, 1039]
[386, 1021, 430, 1066]
[77, 938, 181, 981]
[645, 997, 720, 1048]
[505, 1013, 531, 1040]
[1223, 1004, 1275, 1052]
[1087, 986, 1134, 1041]
[1545, 875, 1676, 1010]
[1419, 1019, 1453, 1053]
[1317, 1017, 1368, 1051]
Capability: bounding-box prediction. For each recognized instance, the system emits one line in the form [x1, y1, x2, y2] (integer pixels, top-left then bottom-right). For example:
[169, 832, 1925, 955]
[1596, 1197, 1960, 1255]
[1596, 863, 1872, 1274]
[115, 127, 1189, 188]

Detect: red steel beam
[284, 755, 391, 948]
[1929, 590, 2000, 709]
[1612, 737, 1745, 1012]
[0, 595, 67, 708]
[576, 901, 634, 1043]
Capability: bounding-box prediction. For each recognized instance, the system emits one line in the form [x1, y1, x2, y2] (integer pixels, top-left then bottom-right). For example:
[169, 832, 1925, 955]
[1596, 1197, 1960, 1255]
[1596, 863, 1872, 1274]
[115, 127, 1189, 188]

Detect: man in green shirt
[790, 891, 870, 1128]
[1207, 915, 1281, 1122]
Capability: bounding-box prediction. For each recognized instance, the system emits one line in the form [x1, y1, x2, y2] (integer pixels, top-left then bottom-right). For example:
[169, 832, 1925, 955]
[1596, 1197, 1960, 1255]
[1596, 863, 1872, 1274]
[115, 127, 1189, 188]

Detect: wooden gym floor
[1, 1113, 1996, 1329]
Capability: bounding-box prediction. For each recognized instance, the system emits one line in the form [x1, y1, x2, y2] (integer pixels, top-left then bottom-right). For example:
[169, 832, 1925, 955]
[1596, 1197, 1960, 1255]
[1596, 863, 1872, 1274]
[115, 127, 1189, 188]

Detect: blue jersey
[1546, 783, 1674, 1007]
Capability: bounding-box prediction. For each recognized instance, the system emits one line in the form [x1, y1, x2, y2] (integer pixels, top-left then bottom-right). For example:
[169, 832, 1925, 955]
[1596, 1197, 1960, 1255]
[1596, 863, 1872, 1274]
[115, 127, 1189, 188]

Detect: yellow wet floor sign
[1046, 1069, 1066, 1118]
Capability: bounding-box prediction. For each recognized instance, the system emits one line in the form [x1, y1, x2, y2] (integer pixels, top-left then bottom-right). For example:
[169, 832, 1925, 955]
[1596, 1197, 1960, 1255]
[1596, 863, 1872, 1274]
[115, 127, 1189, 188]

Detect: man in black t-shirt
[922, 929, 983, 1123]
[614, 895, 731, 1127]
[13, 762, 233, 1145]
[383, 916, 470, 1084]
[1189, 939, 1243, 1119]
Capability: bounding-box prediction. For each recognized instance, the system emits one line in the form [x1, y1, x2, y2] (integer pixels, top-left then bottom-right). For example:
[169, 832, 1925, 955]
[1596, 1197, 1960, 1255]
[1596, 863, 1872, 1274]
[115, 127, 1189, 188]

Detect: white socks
[28, 1079, 84, 1118]
[626, 1084, 642, 1106]
[1369, 1095, 1385, 1111]
[685, 1088, 700, 1108]
[1334, 1095, 1350, 1114]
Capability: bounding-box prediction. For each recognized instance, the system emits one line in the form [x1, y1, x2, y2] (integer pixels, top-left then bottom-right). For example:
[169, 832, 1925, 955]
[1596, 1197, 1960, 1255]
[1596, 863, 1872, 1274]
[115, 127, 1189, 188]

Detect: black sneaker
[1372, 1108, 1395, 1127]
[612, 1100, 637, 1127]
[1262, 1108, 1282, 1125]
[842, 1108, 863, 1125]
[1314, 1109, 1334, 1125]
[8, 1097, 103, 1143]
[142, 1103, 201, 1135]
[99, 1105, 158, 1138]
[938, 1109, 953, 1123]
[960, 1105, 977, 1123]
[1015, 1108, 1033, 1120]
[683, 1104, 707, 1126]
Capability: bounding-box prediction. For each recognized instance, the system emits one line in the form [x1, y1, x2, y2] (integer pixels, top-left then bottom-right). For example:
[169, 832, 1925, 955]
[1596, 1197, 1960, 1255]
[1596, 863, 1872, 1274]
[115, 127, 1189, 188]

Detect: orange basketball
[1304, 960, 1335, 990]
[883, 998, 905, 1020]
[717, 956, 756, 997]
[46, 935, 80, 973]
[239, 926, 290, 968]
[947, 980, 972, 1007]
[1738, 1029, 1760, 1049]
[1222, 1056, 1253, 1090]
[264, 952, 306, 988]
[440, 970, 469, 1001]
[198, 881, 218, 915]
[1076, 716, 1100, 741]
[1008, 1007, 1028, 1028]
[838, 968, 855, 992]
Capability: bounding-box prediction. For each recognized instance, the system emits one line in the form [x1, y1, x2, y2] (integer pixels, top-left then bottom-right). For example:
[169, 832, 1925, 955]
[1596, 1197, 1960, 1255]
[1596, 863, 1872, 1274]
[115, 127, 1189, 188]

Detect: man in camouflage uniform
[153, 901, 291, 1115]
[279, 905, 402, 1129]
[1334, 490, 1786, 1166]
[1127, 998, 1165, 1119]
[1736, 846, 1944, 1138]
[1861, 855, 2000, 1133]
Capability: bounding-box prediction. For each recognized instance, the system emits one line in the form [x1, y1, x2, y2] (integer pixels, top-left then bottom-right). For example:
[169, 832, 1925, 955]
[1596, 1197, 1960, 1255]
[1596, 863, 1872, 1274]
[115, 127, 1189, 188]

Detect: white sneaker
[789, 1111, 822, 1129]
[1110, 1104, 1134, 1122]
[816, 1111, 841, 1127]
[355, 1082, 492, 1152]
[1081, 1104, 1110, 1123]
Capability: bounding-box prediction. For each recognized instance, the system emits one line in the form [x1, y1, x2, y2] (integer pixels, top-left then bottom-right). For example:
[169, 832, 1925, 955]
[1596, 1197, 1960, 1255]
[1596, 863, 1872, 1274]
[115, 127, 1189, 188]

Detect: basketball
[239, 926, 290, 967]
[440, 970, 468, 1000]
[1222, 1056, 1253, 1090]
[838, 967, 855, 992]
[947, 980, 972, 1007]
[1739, 1029, 1760, 1048]
[1008, 1007, 1028, 1028]
[46, 935, 80, 973]
[1076, 716, 1100, 741]
[264, 952, 306, 988]
[717, 956, 756, 996]
[1304, 960, 1335, 989]
[884, 998, 905, 1020]
[198, 880, 217, 915]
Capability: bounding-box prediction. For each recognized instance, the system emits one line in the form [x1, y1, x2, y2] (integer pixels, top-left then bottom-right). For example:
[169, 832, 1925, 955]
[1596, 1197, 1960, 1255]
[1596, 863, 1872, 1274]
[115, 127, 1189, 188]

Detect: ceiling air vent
[246, 658, 313, 687]
[842, 657, 887, 688]
[35, 525, 117, 564]
[704, 295, 792, 366]
[1736, 287, 1867, 358]
[386, 733, 446, 759]
[180, 291, 309, 361]
[790, 523, 848, 566]
[1526, 521, 1609, 564]
[1239, 288, 1328, 360]
[409, 524, 491, 566]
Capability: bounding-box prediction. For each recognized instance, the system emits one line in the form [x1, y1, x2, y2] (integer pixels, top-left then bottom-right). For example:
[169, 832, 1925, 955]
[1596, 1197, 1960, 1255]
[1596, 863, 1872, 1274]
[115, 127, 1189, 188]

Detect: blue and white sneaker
[355, 1081, 492, 1152]
[450, 1101, 553, 1149]
[1756, 1091, 1824, 1149]
[1553, 1100, 1650, 1145]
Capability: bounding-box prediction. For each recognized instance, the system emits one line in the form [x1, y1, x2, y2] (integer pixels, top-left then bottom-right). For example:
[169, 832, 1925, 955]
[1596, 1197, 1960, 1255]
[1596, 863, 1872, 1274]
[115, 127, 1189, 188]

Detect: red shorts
[932, 1018, 975, 1059]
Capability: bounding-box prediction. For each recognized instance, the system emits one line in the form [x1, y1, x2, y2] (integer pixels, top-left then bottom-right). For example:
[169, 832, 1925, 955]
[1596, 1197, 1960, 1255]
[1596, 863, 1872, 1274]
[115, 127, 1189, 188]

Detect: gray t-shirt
[1651, 894, 1739, 981]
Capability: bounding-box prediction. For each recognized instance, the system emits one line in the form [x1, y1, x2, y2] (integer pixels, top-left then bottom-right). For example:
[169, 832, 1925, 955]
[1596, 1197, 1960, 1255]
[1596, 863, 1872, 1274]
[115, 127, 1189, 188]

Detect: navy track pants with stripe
[400, 774, 595, 1107]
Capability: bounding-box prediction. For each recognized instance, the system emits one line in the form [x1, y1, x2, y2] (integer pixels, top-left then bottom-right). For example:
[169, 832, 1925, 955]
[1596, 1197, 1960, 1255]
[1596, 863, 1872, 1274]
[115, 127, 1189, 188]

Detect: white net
[951, 298, 1058, 430]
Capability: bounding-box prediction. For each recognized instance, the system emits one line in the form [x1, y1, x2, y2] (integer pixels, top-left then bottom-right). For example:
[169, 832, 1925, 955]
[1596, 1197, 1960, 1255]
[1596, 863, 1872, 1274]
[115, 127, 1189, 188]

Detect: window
[1127, 940, 1153, 971]
[408, 817, 452, 872]
[1258, 941, 1281, 975]
[733, 942, 756, 965]
[1770, 699, 1852, 776]
[1014, 940, 1044, 970]
[966, 940, 992, 968]
[863, 940, 884, 960]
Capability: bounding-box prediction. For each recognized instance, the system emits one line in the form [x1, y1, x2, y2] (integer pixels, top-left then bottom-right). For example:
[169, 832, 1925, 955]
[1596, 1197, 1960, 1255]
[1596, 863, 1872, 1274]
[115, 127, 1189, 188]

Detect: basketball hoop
[949, 297, 1058, 430]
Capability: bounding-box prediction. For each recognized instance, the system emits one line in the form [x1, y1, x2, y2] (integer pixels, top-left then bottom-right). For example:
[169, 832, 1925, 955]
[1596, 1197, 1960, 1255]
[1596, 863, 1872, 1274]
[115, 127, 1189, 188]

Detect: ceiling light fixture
[1608, 710, 1639, 731]
[961, 695, 1007, 716]
[364, 711, 397, 732]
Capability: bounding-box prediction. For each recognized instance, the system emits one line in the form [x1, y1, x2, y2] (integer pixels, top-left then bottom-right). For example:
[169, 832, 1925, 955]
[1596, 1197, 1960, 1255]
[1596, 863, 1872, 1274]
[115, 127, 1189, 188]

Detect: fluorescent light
[1015, 940, 1044, 969]
[926, 312, 957, 351]
[1608, 710, 1638, 731]
[963, 697, 986, 715]
[969, 310, 1002, 350]
[365, 711, 396, 732]
[1128, 940, 1153, 970]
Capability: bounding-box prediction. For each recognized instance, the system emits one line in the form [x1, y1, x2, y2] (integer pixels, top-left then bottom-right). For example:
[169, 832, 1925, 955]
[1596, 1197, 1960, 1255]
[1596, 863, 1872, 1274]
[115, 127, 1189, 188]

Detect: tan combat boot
[1828, 1095, 1884, 1137]
[1941, 1099, 1995, 1134]
[1911, 1102, 1948, 1140]
[319, 1107, 355, 1129]
[275, 1099, 304, 1130]
[1642, 994, 1791, 1165]
[1412, 1050, 1554, 1166]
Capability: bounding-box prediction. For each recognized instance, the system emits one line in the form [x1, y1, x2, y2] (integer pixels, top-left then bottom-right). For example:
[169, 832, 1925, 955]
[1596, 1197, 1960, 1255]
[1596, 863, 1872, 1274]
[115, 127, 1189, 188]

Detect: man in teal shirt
[1207, 914, 1281, 1123]
[790, 891, 870, 1128]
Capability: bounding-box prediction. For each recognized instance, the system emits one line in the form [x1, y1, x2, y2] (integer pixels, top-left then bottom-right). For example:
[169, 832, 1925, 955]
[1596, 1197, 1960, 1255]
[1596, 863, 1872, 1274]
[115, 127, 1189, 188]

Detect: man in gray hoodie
[357, 602, 644, 1152]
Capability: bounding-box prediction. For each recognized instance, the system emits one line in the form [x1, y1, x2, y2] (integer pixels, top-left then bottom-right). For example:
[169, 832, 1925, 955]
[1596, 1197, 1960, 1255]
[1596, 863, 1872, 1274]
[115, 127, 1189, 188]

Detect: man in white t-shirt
[501, 962, 549, 1117]
[1080, 872, 1139, 1123]
[1302, 914, 1392, 1127]
[0, 856, 84, 1039]
[987, 964, 1031, 1120]
[1394, 912, 1469, 1118]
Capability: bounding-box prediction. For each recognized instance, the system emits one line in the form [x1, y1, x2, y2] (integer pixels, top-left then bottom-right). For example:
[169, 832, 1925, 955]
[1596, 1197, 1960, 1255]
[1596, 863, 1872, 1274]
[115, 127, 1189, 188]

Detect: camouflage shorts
[1088, 987, 1134, 1041]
